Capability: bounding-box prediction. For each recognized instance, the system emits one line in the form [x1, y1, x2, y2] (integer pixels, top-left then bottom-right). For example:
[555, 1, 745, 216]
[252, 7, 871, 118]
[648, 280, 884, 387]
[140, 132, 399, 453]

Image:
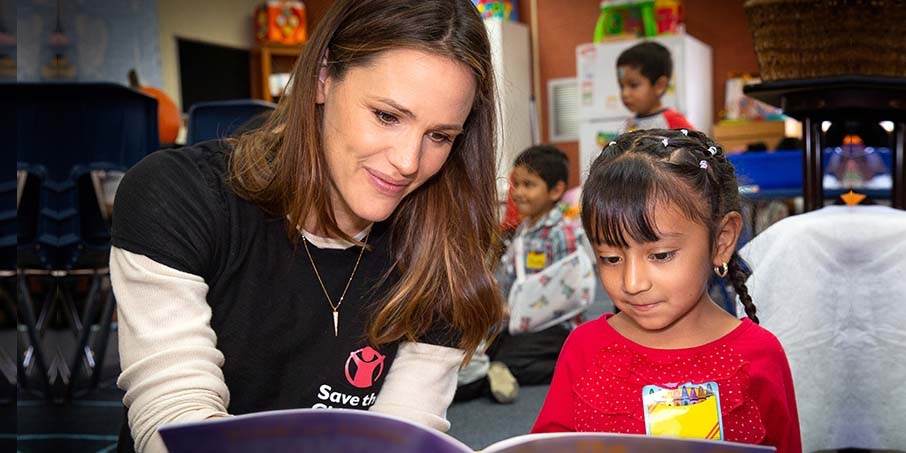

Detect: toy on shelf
[471, 0, 518, 20]
[655, 0, 683, 34]
[594, 0, 681, 42]
[724, 73, 784, 121]
[255, 1, 307, 45]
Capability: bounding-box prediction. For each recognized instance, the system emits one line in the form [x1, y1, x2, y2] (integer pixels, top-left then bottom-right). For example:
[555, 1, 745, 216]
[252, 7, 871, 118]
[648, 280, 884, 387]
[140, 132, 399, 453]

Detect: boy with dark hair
[616, 41, 694, 133]
[456, 144, 597, 404]
[512, 145, 570, 199]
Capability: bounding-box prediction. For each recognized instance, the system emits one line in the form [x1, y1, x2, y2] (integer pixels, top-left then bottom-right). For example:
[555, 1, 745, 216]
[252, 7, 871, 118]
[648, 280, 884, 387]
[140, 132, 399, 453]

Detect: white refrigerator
[485, 19, 532, 202]
[575, 34, 712, 184]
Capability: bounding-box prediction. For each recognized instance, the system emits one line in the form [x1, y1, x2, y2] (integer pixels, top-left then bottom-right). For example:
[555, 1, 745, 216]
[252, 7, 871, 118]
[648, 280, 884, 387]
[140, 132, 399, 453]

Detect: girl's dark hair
[514, 144, 570, 191]
[580, 128, 758, 323]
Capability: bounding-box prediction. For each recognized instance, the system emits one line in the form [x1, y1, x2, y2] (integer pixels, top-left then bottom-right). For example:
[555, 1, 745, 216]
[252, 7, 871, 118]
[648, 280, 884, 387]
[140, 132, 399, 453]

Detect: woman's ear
[316, 55, 330, 104]
[714, 211, 743, 265]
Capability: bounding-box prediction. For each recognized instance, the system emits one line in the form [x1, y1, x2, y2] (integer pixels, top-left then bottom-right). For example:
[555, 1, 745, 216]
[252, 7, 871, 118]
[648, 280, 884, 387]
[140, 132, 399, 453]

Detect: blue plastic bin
[728, 150, 802, 190]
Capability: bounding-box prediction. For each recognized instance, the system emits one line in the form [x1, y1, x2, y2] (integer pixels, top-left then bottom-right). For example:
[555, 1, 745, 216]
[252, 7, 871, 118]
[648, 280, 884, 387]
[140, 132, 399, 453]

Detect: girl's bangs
[583, 158, 661, 248]
[583, 157, 705, 248]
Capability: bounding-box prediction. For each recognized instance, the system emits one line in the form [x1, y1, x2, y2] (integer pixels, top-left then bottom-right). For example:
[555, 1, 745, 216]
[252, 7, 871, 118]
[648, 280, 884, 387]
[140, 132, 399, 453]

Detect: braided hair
[580, 128, 759, 323]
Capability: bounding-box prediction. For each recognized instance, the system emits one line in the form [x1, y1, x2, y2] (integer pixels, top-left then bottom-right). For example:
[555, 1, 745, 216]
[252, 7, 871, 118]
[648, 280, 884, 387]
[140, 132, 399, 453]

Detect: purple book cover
[158, 408, 471, 453]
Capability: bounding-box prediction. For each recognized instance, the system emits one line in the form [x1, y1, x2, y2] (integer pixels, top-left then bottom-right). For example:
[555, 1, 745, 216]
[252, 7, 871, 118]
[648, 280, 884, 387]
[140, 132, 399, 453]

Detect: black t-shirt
[111, 141, 403, 417]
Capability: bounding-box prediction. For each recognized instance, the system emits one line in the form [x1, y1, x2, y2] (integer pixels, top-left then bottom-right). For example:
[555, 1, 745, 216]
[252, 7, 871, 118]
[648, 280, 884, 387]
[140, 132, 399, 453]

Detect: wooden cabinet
[712, 120, 787, 153]
[249, 43, 304, 102]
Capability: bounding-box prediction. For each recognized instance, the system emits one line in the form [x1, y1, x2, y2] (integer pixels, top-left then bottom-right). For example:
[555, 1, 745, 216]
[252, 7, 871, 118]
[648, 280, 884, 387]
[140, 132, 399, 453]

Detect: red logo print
[344, 346, 386, 388]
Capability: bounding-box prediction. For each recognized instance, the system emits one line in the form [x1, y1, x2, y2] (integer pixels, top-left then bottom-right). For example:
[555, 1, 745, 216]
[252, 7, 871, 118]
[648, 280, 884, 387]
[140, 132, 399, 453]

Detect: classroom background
[6, 0, 905, 451]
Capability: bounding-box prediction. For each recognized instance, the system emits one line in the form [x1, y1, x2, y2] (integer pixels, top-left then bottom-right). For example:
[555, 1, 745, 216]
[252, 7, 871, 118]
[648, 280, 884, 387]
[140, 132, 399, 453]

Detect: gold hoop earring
[714, 262, 729, 278]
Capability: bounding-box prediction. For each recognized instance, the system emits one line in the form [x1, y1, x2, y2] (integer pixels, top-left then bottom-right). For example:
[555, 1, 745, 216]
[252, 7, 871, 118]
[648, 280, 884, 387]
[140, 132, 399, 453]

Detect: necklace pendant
[302, 232, 368, 340]
[332, 311, 339, 337]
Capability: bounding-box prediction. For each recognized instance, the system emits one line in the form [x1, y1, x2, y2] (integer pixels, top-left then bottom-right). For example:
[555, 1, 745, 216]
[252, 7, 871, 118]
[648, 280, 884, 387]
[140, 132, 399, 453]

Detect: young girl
[532, 129, 801, 452]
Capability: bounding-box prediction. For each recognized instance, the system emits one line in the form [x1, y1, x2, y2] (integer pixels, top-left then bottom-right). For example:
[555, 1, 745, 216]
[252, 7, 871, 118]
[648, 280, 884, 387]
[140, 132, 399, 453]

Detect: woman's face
[316, 48, 477, 234]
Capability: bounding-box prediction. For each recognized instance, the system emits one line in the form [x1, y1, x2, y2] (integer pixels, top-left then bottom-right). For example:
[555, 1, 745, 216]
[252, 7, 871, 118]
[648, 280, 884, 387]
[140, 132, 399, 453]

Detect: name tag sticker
[525, 250, 547, 269]
[642, 381, 724, 439]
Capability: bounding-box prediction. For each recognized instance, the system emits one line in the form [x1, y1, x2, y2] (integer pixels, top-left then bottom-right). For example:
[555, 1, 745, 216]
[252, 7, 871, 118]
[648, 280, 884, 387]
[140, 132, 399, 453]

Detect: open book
[159, 408, 776, 452]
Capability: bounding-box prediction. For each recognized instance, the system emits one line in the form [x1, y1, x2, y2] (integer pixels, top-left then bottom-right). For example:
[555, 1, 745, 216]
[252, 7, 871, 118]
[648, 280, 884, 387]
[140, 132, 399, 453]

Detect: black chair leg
[0, 279, 17, 405]
[89, 286, 116, 391]
[17, 274, 52, 401]
[66, 275, 101, 400]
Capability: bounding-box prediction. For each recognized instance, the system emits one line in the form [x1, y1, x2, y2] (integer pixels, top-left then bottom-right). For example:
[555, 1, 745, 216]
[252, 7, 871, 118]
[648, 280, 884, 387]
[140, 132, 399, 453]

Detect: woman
[110, 1, 505, 451]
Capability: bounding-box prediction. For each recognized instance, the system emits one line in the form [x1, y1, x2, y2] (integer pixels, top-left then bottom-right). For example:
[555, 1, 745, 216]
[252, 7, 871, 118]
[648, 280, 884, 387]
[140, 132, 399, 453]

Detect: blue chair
[0, 177, 15, 271]
[9, 163, 53, 399]
[15, 82, 159, 183]
[64, 163, 126, 397]
[62, 163, 126, 269]
[13, 82, 158, 269]
[185, 99, 276, 145]
[1, 166, 18, 401]
[14, 163, 48, 269]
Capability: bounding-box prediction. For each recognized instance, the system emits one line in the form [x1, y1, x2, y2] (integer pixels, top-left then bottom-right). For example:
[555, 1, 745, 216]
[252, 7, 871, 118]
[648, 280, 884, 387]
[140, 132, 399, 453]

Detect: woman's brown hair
[229, 0, 504, 360]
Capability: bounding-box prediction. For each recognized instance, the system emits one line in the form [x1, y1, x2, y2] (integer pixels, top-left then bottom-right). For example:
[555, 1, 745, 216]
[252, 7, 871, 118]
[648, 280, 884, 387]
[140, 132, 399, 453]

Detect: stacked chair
[12, 82, 159, 401]
[185, 99, 276, 145]
[1, 162, 18, 404]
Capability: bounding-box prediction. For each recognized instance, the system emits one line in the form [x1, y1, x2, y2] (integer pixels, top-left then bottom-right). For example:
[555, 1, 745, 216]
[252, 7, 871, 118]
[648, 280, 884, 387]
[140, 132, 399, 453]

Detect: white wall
[157, 0, 261, 110]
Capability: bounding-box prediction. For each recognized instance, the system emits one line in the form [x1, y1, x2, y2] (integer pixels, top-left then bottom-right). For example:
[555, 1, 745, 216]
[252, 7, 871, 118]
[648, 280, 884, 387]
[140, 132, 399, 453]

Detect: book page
[158, 408, 777, 453]
[483, 432, 776, 453]
[158, 408, 472, 453]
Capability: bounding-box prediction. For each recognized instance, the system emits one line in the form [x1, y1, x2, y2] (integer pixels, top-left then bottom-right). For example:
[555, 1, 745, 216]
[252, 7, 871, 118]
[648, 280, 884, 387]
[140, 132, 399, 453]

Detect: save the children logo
[312, 346, 384, 409]
[345, 346, 385, 388]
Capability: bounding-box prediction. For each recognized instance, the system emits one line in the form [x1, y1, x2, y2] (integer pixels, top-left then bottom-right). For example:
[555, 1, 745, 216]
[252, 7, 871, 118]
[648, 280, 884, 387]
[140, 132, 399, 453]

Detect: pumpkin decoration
[129, 69, 181, 145]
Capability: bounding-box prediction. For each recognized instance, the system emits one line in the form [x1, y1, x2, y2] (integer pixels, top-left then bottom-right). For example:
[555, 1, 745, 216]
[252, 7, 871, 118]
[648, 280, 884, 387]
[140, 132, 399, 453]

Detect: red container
[655, 0, 683, 34]
[255, 1, 307, 45]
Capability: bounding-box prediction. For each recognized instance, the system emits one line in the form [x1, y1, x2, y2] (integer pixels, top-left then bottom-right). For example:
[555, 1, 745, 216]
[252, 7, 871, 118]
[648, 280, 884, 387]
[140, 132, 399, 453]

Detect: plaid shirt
[496, 202, 590, 299]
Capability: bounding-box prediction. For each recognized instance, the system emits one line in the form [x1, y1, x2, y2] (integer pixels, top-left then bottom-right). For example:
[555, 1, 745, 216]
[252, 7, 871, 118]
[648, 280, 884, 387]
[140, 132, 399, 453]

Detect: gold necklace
[302, 233, 369, 337]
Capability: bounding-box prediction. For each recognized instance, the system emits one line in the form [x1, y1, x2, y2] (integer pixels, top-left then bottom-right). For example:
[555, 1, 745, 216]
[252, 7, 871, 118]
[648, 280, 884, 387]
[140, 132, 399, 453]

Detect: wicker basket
[744, 0, 906, 81]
